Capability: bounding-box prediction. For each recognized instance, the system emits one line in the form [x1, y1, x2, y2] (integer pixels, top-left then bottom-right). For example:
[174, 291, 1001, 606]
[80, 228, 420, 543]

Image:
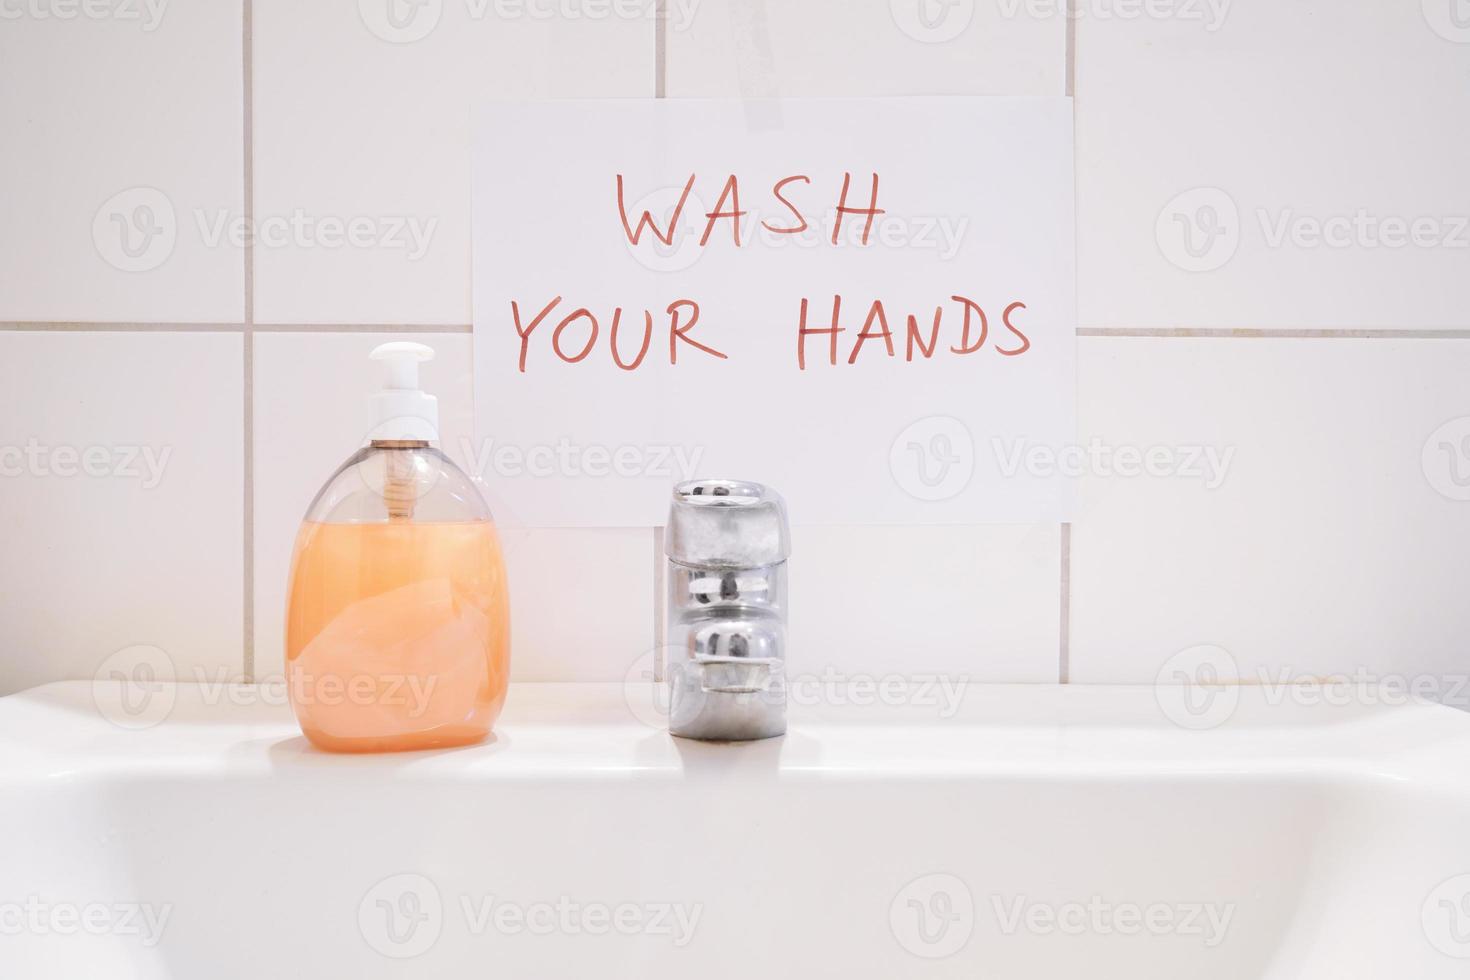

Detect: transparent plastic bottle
[284, 344, 509, 752]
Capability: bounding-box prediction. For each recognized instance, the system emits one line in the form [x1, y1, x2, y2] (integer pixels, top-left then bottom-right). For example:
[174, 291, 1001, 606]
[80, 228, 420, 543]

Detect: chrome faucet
[663, 479, 789, 741]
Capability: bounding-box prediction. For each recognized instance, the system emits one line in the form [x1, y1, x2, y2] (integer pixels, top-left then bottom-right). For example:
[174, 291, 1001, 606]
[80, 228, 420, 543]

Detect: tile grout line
[652, 526, 665, 683]
[1077, 327, 1470, 339]
[1062, 0, 1074, 684]
[0, 322, 471, 332]
[1064, 0, 1076, 97]
[0, 322, 245, 331]
[242, 0, 255, 683]
[655, 0, 666, 98]
[1058, 523, 1071, 684]
[251, 323, 472, 333]
[651, 0, 665, 681]
[1064, 0, 1076, 687]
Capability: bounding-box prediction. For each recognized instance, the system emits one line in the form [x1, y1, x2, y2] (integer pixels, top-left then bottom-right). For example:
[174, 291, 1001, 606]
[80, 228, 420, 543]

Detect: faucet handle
[667, 479, 790, 569]
[693, 618, 784, 681]
[669, 617, 787, 740]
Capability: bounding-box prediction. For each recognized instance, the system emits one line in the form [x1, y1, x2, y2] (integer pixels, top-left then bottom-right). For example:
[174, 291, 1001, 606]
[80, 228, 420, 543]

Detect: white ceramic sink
[3, 681, 1470, 978]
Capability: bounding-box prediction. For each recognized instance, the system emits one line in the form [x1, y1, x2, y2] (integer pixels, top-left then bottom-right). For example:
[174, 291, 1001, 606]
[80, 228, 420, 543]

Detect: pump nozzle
[368, 342, 439, 443]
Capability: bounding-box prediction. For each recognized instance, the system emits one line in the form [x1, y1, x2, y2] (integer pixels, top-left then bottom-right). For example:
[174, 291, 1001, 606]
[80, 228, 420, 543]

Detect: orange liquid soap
[286, 519, 510, 752]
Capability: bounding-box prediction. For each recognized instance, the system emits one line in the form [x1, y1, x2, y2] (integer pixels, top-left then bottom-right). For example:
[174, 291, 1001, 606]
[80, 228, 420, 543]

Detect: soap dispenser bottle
[284, 342, 510, 752]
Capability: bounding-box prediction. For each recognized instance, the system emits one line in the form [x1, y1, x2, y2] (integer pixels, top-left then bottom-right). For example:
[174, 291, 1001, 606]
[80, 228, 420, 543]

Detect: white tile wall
[0, 332, 243, 694]
[250, 0, 653, 325]
[1071, 337, 1470, 687]
[0, 3, 245, 323]
[665, 0, 1065, 98]
[2, 1, 1467, 699]
[251, 332, 653, 682]
[1076, 0, 1470, 329]
[792, 525, 1061, 682]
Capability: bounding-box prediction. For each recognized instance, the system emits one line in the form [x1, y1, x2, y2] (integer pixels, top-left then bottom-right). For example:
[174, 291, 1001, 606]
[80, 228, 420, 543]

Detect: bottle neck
[370, 439, 431, 450]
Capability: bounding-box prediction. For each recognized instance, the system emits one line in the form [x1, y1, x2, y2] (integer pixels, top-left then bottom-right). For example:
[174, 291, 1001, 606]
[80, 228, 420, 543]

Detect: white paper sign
[473, 97, 1075, 527]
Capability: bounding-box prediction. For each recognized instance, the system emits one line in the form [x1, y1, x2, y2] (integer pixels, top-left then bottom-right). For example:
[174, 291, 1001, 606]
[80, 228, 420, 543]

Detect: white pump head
[368, 341, 439, 442]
